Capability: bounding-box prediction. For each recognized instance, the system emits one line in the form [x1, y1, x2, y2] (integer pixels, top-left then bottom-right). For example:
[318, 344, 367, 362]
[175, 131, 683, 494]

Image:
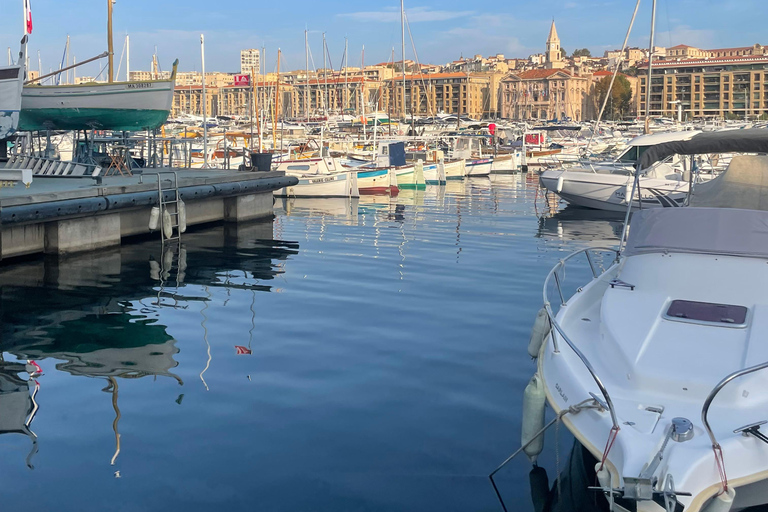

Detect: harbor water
[0, 175, 623, 511]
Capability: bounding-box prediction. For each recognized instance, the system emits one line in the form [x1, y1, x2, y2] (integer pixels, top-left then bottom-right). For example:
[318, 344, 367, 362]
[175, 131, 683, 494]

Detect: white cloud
[641, 25, 716, 48]
[338, 6, 474, 23]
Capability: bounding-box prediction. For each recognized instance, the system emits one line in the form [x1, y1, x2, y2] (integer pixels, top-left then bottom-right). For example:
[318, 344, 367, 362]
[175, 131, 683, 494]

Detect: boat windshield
[617, 145, 651, 164]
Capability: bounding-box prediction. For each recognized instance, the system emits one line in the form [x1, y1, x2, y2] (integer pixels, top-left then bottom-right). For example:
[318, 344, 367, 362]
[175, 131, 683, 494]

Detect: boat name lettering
[555, 383, 569, 403]
[127, 83, 153, 89]
[308, 177, 336, 184]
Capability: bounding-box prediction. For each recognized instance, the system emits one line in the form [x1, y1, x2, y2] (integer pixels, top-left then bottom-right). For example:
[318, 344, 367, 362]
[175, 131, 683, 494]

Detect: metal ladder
[157, 171, 181, 243]
[153, 171, 187, 308]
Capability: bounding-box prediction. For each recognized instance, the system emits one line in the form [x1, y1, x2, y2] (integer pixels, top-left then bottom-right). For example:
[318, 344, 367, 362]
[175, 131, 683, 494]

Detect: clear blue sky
[1, 0, 765, 79]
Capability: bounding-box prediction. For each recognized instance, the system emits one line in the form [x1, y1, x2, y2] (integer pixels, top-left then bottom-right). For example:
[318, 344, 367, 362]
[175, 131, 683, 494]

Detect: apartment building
[380, 72, 498, 119]
[240, 49, 260, 76]
[637, 55, 768, 119]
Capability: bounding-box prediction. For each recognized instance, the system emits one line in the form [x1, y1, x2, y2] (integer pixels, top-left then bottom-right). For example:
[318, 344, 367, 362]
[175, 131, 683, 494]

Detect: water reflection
[0, 219, 299, 471]
[536, 205, 625, 245]
[0, 360, 39, 468]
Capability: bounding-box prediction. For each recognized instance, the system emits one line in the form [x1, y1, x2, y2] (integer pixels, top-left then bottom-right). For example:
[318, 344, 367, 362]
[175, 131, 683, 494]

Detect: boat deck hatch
[664, 300, 748, 327]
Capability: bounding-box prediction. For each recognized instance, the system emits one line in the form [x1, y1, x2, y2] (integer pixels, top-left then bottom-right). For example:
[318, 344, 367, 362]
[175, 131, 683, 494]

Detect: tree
[572, 48, 591, 58]
[594, 75, 633, 120]
[560, 48, 567, 59]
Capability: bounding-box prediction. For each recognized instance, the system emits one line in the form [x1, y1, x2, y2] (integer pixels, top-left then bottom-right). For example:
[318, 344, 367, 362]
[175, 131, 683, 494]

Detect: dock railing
[542, 246, 621, 430]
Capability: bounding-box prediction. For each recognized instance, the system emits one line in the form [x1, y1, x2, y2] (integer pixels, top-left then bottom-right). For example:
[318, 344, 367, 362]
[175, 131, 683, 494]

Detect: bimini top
[639, 129, 768, 169]
[624, 207, 768, 259]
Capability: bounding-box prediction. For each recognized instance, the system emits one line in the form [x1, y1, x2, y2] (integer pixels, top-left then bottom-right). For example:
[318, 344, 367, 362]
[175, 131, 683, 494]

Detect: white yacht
[539, 131, 701, 212]
[527, 129, 768, 512]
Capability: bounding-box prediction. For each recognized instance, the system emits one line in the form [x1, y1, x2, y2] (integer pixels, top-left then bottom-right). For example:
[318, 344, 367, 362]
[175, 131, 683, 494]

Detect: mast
[126, 34, 130, 80]
[361, 45, 366, 140]
[389, 47, 394, 136]
[65, 35, 70, 84]
[322, 33, 328, 117]
[401, 0, 406, 122]
[107, 0, 114, 83]
[305, 29, 309, 123]
[273, 48, 280, 150]
[645, 0, 657, 127]
[344, 37, 348, 122]
[201, 34, 208, 167]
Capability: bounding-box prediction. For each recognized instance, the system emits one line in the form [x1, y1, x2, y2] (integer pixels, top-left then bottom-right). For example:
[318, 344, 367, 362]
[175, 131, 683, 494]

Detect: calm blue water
[0, 175, 623, 511]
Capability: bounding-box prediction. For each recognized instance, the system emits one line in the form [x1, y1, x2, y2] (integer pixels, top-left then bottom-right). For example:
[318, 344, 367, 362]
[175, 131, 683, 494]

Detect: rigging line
[115, 35, 127, 82]
[404, 11, 433, 118]
[584, 0, 641, 155]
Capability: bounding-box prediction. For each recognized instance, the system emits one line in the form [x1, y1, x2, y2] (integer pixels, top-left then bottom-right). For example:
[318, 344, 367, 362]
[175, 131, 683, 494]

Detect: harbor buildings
[240, 49, 260, 76]
[380, 72, 502, 119]
[637, 53, 768, 119]
[499, 69, 591, 121]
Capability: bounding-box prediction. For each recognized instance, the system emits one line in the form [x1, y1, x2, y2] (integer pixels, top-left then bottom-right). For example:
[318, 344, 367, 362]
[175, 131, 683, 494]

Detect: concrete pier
[0, 169, 297, 260]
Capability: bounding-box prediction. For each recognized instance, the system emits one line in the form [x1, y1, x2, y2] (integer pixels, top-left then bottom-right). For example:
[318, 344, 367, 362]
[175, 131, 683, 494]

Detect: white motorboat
[524, 129, 768, 512]
[539, 131, 702, 212]
[453, 135, 494, 177]
[274, 156, 359, 198]
[0, 36, 26, 140]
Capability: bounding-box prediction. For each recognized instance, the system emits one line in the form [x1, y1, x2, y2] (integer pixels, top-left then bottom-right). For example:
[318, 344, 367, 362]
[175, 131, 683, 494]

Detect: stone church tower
[545, 20, 565, 69]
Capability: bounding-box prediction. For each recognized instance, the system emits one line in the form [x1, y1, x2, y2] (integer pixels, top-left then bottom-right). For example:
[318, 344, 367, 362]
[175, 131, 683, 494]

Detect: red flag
[234, 345, 252, 355]
[23, 0, 33, 34]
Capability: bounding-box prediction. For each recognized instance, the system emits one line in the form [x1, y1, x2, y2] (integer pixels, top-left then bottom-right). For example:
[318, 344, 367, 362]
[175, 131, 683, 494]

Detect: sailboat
[0, 36, 26, 139]
[19, 0, 177, 132]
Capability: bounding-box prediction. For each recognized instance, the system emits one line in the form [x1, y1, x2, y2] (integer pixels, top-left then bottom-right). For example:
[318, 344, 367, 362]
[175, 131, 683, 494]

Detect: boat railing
[701, 360, 768, 449]
[542, 246, 621, 430]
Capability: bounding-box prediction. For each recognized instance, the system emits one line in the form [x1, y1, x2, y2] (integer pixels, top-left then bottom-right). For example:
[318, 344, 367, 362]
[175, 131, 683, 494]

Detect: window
[724, 93, 730, 99]
[724, 75, 730, 82]
[695, 93, 700, 100]
[695, 85, 700, 92]
[695, 76, 701, 83]
[665, 300, 748, 328]
[724, 84, 730, 91]
[756, 73, 761, 81]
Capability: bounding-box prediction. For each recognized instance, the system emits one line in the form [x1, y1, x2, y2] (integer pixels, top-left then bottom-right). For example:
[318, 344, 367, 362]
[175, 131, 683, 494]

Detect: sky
[1, 0, 765, 79]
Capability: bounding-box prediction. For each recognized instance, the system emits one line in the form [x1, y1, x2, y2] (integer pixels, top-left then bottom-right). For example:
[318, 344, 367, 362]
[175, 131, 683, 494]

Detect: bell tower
[545, 20, 564, 69]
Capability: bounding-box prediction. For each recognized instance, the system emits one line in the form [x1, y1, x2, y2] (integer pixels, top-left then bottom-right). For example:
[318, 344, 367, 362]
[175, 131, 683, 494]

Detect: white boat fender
[594, 462, 611, 489]
[149, 256, 160, 281]
[148, 206, 160, 231]
[522, 373, 547, 463]
[701, 488, 736, 512]
[163, 247, 174, 272]
[556, 175, 564, 193]
[178, 200, 187, 233]
[162, 208, 173, 239]
[528, 307, 551, 359]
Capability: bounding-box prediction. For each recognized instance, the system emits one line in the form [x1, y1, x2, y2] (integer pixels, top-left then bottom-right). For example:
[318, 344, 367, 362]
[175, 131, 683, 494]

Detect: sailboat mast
[273, 49, 280, 150]
[401, 0, 406, 122]
[201, 34, 208, 167]
[305, 29, 309, 123]
[107, 0, 114, 83]
[344, 38, 348, 121]
[126, 34, 130, 80]
[66, 35, 70, 84]
[322, 33, 328, 117]
[645, 0, 657, 123]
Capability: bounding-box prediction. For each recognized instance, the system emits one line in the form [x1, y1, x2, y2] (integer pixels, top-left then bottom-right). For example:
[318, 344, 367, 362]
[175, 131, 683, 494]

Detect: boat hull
[357, 168, 398, 195]
[274, 171, 359, 198]
[540, 169, 688, 212]
[465, 158, 493, 177]
[443, 159, 465, 180]
[19, 79, 174, 131]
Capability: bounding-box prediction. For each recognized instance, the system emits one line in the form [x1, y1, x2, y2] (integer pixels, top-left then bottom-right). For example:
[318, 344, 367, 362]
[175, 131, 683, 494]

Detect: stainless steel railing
[701, 360, 768, 449]
[542, 246, 622, 430]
